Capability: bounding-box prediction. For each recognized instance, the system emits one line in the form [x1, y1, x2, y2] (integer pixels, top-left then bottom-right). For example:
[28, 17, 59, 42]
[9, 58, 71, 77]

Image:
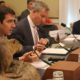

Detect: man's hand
[38, 38, 48, 45]
[34, 43, 45, 52]
[34, 38, 48, 52]
[19, 51, 39, 62]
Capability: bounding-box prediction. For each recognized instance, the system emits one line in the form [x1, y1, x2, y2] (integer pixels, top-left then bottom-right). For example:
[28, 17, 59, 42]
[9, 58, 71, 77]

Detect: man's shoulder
[21, 9, 29, 14]
[17, 18, 28, 27]
[19, 9, 30, 20]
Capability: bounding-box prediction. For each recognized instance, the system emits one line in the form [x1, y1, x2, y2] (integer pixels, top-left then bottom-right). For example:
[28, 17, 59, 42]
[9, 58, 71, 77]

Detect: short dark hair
[0, 1, 5, 5]
[27, 0, 35, 4]
[0, 6, 15, 23]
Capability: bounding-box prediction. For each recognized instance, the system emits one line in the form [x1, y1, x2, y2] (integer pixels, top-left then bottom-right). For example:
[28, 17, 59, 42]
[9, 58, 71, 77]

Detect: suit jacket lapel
[24, 18, 34, 45]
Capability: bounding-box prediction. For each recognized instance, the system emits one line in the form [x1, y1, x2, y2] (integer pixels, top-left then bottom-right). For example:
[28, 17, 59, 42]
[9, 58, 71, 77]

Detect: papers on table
[63, 34, 80, 42]
[31, 59, 50, 77]
[62, 34, 80, 49]
[63, 37, 75, 42]
[67, 34, 80, 38]
[31, 59, 50, 69]
[42, 48, 68, 55]
[76, 36, 80, 40]
[49, 30, 66, 40]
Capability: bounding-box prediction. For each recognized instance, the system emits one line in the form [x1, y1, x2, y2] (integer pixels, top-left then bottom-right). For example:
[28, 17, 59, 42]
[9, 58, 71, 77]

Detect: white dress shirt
[27, 15, 39, 44]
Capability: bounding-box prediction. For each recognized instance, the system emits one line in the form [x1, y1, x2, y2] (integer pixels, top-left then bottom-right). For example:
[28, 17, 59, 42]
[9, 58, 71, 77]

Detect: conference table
[41, 34, 80, 63]
[41, 34, 80, 80]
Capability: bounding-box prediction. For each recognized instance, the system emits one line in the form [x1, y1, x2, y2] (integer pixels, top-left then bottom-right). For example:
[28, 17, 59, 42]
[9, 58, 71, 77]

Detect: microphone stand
[33, 50, 51, 65]
[56, 33, 79, 60]
[66, 27, 79, 42]
[61, 23, 80, 49]
[61, 23, 80, 42]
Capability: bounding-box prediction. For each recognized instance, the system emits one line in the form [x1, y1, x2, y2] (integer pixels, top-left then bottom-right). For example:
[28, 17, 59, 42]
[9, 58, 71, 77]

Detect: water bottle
[52, 71, 64, 80]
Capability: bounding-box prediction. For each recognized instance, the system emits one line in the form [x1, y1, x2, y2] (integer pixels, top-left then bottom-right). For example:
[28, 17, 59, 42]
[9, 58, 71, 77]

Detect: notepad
[31, 59, 49, 69]
[42, 48, 68, 55]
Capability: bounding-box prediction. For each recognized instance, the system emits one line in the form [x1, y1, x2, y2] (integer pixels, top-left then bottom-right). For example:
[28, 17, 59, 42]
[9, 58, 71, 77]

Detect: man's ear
[0, 22, 3, 30]
[0, 22, 1, 26]
[0, 22, 2, 27]
[0, 21, 3, 24]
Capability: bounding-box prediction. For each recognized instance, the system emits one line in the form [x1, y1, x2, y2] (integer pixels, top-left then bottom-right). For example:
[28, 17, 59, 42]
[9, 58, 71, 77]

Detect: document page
[49, 30, 66, 40]
[31, 59, 50, 69]
[42, 48, 68, 55]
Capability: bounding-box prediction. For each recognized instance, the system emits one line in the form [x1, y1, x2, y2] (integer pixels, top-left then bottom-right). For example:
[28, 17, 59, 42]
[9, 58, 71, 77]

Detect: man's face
[0, 13, 16, 36]
[27, 0, 35, 10]
[27, 1, 34, 10]
[33, 9, 49, 26]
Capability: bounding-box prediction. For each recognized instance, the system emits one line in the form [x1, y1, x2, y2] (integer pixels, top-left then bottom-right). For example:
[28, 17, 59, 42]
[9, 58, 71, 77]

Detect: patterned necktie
[33, 27, 39, 44]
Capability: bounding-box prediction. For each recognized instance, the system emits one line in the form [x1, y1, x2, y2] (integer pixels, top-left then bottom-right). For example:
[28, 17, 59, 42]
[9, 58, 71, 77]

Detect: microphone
[61, 23, 72, 33]
[61, 23, 80, 42]
[61, 23, 71, 35]
[61, 23, 66, 27]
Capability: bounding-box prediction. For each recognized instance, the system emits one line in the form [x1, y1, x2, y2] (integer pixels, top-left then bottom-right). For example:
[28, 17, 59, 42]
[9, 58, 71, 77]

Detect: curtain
[59, 0, 80, 27]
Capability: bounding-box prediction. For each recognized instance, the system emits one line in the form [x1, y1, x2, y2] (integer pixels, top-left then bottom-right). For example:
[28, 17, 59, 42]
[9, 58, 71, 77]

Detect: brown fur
[0, 38, 41, 80]
[0, 38, 22, 73]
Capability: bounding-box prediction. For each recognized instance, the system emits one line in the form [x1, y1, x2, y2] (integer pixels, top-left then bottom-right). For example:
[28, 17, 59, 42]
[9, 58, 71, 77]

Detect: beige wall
[40, 0, 59, 18]
[4, 0, 27, 16]
[4, 0, 59, 18]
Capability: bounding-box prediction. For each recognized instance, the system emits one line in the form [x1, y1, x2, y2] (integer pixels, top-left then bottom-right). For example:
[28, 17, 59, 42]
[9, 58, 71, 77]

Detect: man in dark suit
[72, 20, 80, 34]
[18, 0, 35, 21]
[10, 1, 55, 58]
